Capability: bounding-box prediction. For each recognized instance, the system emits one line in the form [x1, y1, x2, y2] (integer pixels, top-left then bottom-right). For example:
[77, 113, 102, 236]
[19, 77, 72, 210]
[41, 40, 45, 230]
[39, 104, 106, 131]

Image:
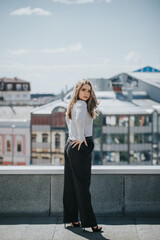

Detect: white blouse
[65, 100, 93, 143]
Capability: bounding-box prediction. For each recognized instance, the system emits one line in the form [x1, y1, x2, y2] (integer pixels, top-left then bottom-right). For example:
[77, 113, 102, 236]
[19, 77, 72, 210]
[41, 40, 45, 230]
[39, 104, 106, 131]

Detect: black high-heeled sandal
[70, 221, 81, 227]
[82, 225, 102, 232]
[91, 225, 102, 232]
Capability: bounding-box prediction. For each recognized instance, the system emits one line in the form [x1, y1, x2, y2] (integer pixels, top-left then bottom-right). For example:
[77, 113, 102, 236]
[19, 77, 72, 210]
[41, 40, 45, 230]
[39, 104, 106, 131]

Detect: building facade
[2, 66, 159, 166]
[31, 100, 68, 165]
[0, 77, 31, 105]
[0, 106, 33, 165]
[0, 120, 30, 165]
[91, 66, 160, 165]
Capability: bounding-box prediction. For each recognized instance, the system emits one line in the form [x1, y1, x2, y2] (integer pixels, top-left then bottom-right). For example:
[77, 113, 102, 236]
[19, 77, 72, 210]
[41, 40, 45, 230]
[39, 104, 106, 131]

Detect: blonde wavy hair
[66, 79, 99, 120]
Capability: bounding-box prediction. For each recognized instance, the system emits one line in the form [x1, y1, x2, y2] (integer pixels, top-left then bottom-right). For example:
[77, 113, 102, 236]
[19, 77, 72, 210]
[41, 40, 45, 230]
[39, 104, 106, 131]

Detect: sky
[0, 0, 160, 94]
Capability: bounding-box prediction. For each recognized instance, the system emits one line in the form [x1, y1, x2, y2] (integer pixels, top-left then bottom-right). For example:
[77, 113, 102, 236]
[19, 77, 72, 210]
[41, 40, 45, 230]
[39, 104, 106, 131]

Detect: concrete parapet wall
[0, 166, 160, 217]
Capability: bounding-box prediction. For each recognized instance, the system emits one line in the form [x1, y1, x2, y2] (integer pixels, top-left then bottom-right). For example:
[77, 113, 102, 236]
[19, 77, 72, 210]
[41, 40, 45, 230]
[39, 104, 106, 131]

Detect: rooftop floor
[0, 216, 160, 240]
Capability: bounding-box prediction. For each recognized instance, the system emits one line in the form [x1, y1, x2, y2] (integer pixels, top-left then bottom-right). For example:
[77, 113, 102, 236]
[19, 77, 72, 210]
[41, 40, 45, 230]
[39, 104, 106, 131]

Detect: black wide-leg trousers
[63, 136, 97, 228]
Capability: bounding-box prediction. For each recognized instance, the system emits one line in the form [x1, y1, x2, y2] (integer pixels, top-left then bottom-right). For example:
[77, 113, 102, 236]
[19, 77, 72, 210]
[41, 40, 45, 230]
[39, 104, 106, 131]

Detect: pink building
[0, 106, 33, 165]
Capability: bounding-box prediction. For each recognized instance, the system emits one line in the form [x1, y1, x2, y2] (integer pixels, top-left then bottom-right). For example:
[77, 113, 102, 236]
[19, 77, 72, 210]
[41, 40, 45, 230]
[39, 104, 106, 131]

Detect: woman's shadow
[65, 225, 110, 240]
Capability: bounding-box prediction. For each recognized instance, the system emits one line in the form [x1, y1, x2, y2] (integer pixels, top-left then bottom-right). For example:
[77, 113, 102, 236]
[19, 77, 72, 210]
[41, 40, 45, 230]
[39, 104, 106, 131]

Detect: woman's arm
[65, 114, 70, 130]
[75, 100, 87, 143]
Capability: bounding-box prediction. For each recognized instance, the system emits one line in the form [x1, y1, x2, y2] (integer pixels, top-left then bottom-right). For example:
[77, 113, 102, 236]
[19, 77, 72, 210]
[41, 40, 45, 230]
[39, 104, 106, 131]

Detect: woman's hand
[71, 138, 88, 151]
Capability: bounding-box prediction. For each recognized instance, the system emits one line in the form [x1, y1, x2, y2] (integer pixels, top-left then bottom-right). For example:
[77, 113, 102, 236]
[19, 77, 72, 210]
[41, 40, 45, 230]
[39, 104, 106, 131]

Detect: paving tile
[0, 217, 57, 240]
[135, 217, 160, 240]
[0, 216, 160, 240]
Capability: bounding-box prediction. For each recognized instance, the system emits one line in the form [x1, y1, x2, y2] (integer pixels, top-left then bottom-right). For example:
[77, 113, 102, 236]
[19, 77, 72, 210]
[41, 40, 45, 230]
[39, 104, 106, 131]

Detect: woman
[63, 79, 102, 232]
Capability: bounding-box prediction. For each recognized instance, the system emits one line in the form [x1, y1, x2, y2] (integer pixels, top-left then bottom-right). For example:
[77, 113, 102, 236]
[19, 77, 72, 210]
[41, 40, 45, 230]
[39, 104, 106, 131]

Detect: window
[42, 133, 48, 143]
[0, 136, 2, 154]
[103, 134, 128, 144]
[0, 82, 4, 90]
[17, 140, 22, 152]
[55, 134, 60, 149]
[104, 116, 128, 127]
[102, 151, 128, 164]
[53, 107, 65, 112]
[23, 84, 28, 91]
[16, 84, 22, 91]
[131, 115, 152, 127]
[32, 134, 37, 142]
[7, 140, 11, 152]
[7, 84, 13, 91]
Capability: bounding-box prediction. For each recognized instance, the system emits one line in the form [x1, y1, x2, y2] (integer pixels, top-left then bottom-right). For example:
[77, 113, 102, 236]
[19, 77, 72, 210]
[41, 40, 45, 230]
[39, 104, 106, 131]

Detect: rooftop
[127, 72, 160, 89]
[0, 106, 34, 120]
[0, 166, 160, 240]
[0, 77, 29, 83]
[31, 99, 68, 115]
[97, 98, 154, 115]
[31, 90, 159, 116]
[134, 66, 160, 73]
[0, 216, 160, 240]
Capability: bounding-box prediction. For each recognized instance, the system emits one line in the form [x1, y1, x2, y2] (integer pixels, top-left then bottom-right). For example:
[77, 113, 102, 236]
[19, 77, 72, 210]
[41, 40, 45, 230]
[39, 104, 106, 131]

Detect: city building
[0, 77, 31, 105]
[31, 100, 68, 165]
[42, 66, 159, 166]
[0, 106, 33, 165]
[1, 66, 160, 166]
[30, 93, 56, 106]
[0, 77, 62, 107]
[88, 77, 112, 91]
[91, 66, 160, 165]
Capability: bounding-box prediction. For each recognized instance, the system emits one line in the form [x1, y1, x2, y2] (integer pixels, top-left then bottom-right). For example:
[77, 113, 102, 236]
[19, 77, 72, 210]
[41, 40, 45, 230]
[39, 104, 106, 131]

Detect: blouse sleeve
[74, 100, 87, 143]
[65, 115, 70, 130]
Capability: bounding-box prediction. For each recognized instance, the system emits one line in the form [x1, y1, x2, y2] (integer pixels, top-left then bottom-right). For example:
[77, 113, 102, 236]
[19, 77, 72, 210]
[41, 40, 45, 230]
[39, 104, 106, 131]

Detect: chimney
[61, 90, 64, 101]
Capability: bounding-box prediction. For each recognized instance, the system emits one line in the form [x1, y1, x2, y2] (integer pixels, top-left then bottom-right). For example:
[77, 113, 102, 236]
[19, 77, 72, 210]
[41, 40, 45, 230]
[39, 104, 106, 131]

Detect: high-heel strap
[92, 225, 102, 232]
[70, 222, 81, 227]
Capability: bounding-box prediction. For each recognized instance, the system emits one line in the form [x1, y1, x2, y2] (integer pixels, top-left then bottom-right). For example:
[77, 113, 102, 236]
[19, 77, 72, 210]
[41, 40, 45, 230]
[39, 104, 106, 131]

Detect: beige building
[31, 100, 68, 165]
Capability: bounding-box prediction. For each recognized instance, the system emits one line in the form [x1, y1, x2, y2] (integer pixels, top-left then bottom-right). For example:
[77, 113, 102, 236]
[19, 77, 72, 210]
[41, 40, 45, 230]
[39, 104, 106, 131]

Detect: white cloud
[42, 42, 83, 54]
[52, 0, 112, 3]
[103, 58, 111, 64]
[52, 0, 93, 4]
[8, 49, 38, 56]
[8, 43, 82, 56]
[10, 7, 51, 16]
[125, 51, 141, 62]
[68, 42, 83, 52]
[32, 8, 51, 16]
[42, 48, 67, 54]
[9, 49, 29, 56]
